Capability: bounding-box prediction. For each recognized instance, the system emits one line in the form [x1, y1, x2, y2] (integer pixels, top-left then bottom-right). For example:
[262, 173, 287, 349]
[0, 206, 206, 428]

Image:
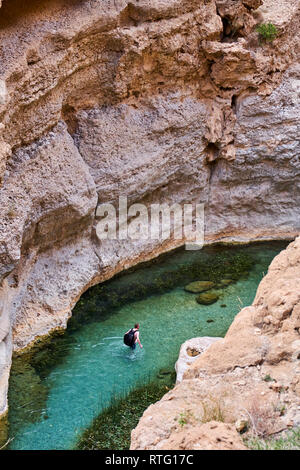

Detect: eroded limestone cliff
[0, 0, 299, 418]
[131, 236, 300, 449]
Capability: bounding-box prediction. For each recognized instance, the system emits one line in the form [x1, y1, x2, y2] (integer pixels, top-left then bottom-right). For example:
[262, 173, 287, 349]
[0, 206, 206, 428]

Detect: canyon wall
[0, 0, 299, 417]
[131, 235, 300, 449]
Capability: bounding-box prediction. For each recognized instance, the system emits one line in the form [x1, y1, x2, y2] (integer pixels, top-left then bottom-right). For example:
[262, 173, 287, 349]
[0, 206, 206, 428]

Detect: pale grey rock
[76, 93, 210, 204]
[257, 0, 299, 27]
[0, 123, 99, 352]
[0, 79, 7, 106]
[12, 237, 101, 350]
[175, 337, 222, 383]
[0, 281, 12, 416]
[205, 66, 300, 242]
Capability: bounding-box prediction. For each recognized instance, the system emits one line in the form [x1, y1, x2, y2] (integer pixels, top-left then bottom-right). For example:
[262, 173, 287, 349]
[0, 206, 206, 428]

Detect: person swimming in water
[124, 323, 143, 350]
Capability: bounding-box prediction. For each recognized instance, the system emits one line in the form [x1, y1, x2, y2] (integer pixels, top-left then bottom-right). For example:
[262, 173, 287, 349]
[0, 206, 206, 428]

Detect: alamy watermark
[95, 197, 204, 250]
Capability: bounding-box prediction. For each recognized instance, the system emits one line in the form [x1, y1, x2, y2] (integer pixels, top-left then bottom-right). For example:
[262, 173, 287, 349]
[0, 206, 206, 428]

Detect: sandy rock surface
[159, 421, 248, 450]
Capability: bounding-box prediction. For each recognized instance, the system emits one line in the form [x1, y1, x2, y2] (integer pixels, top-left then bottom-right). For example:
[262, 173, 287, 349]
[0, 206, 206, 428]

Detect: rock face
[0, 0, 299, 417]
[130, 237, 300, 449]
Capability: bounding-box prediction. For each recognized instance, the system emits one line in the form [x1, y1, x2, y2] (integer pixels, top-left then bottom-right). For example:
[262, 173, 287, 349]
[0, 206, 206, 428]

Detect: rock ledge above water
[175, 337, 222, 383]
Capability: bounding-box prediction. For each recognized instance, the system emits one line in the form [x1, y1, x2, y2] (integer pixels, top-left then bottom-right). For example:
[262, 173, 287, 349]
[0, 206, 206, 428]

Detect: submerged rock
[157, 368, 174, 380]
[219, 279, 234, 287]
[196, 292, 219, 305]
[158, 368, 172, 376]
[184, 281, 215, 293]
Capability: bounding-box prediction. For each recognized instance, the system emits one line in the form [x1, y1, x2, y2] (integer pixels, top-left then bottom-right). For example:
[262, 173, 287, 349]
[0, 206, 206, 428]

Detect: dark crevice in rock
[61, 104, 78, 136]
[205, 142, 220, 163]
[220, 16, 241, 43]
[231, 94, 238, 115]
[206, 154, 219, 207]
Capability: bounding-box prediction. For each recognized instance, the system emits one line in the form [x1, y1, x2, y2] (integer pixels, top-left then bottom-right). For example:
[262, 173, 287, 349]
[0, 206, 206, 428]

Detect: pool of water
[7, 242, 287, 450]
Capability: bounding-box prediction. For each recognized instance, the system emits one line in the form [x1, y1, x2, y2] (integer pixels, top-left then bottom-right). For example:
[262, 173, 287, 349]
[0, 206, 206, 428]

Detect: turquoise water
[7, 242, 287, 450]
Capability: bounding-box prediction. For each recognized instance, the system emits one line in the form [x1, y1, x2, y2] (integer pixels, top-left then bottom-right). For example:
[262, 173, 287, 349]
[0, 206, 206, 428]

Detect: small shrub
[256, 23, 278, 43]
[177, 410, 195, 427]
[243, 397, 275, 438]
[273, 402, 286, 417]
[201, 396, 225, 423]
[263, 374, 274, 382]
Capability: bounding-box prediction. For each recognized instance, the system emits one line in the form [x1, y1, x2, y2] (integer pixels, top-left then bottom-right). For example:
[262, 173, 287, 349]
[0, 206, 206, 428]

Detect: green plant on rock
[256, 22, 278, 43]
[263, 374, 274, 382]
[177, 410, 195, 428]
[277, 404, 286, 417]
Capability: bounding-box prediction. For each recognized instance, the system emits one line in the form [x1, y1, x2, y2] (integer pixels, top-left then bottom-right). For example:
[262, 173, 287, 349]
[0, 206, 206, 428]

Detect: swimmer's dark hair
[134, 323, 140, 329]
